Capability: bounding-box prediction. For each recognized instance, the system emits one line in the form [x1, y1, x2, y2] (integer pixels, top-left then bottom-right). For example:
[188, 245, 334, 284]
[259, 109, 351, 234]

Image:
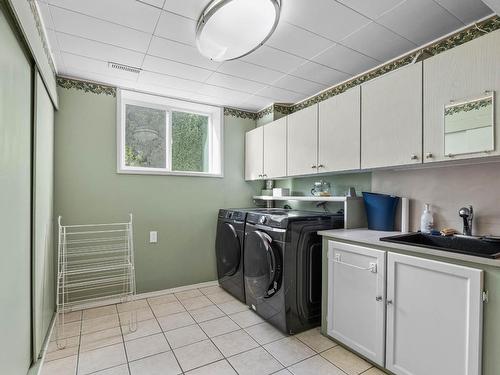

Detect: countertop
[318, 228, 500, 268]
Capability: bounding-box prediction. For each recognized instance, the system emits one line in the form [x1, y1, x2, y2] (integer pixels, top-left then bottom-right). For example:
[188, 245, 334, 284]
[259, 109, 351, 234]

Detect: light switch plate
[149, 231, 158, 243]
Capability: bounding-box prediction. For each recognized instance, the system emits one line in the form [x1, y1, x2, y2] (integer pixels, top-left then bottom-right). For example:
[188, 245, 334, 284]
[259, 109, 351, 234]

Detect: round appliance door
[244, 230, 282, 299]
[216, 222, 241, 279]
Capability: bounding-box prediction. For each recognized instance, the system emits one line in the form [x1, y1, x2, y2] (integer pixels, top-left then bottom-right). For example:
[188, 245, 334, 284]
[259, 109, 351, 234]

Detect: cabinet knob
[425, 152, 433, 159]
[317, 164, 324, 169]
[410, 154, 418, 160]
[386, 300, 393, 305]
[375, 296, 383, 302]
[445, 153, 454, 158]
[258, 174, 262, 178]
[311, 165, 317, 169]
[263, 174, 267, 178]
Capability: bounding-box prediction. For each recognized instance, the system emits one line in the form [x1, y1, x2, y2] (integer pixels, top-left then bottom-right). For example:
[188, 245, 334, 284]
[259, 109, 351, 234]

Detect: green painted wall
[0, 3, 33, 374]
[54, 87, 261, 293]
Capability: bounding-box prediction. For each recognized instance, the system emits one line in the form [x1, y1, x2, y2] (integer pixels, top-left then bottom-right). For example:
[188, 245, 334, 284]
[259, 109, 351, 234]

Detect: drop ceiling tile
[272, 75, 327, 96]
[281, 0, 370, 41]
[48, 0, 161, 33]
[312, 43, 380, 75]
[376, 0, 463, 45]
[50, 6, 151, 52]
[290, 61, 350, 86]
[138, 0, 165, 9]
[155, 11, 197, 46]
[266, 21, 332, 59]
[242, 46, 305, 74]
[205, 73, 266, 95]
[198, 85, 251, 103]
[341, 22, 416, 62]
[255, 86, 304, 103]
[61, 52, 140, 81]
[148, 36, 220, 70]
[37, 1, 55, 30]
[240, 96, 274, 111]
[336, 0, 406, 19]
[433, 0, 494, 24]
[137, 71, 203, 93]
[216, 60, 283, 84]
[56, 32, 145, 67]
[163, 0, 209, 20]
[142, 55, 212, 81]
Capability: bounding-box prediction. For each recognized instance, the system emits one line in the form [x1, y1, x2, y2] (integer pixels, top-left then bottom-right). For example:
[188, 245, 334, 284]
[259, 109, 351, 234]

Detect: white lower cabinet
[327, 241, 484, 375]
[386, 253, 483, 375]
[327, 241, 386, 366]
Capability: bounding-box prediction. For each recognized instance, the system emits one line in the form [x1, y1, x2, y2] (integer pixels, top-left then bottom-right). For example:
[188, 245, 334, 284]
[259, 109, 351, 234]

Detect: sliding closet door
[33, 71, 55, 359]
[0, 5, 33, 375]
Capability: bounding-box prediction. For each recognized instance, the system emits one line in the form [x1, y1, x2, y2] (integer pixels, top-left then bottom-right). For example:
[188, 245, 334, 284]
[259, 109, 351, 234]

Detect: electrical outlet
[149, 231, 158, 244]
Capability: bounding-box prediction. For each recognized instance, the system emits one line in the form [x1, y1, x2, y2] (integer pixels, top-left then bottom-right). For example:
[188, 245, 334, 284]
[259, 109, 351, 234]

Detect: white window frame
[117, 89, 223, 177]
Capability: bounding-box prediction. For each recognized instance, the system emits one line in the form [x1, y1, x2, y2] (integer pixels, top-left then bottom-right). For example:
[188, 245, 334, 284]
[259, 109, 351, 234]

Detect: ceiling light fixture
[196, 0, 281, 61]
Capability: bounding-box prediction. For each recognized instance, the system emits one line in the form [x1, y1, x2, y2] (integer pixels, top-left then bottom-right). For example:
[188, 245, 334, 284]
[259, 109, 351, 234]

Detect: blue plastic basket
[362, 192, 400, 231]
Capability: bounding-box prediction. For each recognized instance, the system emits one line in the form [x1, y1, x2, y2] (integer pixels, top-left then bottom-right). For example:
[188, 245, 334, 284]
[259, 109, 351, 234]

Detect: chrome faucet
[458, 206, 474, 236]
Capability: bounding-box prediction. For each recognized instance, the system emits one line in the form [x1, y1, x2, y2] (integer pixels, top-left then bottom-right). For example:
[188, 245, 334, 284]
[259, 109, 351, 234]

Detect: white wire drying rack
[56, 214, 136, 346]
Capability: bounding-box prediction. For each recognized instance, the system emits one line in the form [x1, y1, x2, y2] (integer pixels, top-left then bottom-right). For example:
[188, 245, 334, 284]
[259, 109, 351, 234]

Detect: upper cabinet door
[287, 104, 318, 176]
[245, 126, 263, 181]
[386, 253, 483, 375]
[263, 117, 287, 179]
[361, 63, 423, 169]
[424, 30, 500, 163]
[319, 87, 361, 172]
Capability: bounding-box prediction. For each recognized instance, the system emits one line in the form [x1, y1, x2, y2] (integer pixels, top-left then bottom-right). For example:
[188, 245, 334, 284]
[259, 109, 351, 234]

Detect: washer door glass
[216, 222, 241, 278]
[244, 230, 282, 299]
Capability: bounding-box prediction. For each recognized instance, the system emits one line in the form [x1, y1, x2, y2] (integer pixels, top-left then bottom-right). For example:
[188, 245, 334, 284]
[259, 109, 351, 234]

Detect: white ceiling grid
[36, 0, 493, 111]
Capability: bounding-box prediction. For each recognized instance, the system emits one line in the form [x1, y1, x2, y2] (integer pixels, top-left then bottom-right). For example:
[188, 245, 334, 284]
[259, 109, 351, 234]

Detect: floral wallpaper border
[57, 76, 117, 97]
[290, 15, 500, 113]
[55, 15, 500, 120]
[445, 97, 493, 116]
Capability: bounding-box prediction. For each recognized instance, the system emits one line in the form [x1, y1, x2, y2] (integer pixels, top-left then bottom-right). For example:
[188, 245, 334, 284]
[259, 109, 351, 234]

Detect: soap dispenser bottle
[420, 203, 434, 234]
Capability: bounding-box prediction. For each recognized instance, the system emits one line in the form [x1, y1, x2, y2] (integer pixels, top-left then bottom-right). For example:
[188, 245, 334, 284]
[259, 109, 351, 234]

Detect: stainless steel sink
[380, 232, 500, 259]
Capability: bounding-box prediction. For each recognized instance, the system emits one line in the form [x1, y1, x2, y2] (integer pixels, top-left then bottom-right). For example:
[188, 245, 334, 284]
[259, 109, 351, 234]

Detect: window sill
[116, 168, 224, 178]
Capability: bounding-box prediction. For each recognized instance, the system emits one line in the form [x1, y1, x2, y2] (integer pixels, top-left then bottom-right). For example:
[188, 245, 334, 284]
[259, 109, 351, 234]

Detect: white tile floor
[42, 285, 388, 375]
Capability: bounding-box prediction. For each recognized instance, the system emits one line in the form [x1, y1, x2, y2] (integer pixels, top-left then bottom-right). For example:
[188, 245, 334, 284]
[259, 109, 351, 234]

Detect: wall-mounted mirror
[444, 92, 494, 157]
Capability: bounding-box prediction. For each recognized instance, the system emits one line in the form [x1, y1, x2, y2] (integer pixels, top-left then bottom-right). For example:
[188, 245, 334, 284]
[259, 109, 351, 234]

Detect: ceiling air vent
[108, 62, 141, 74]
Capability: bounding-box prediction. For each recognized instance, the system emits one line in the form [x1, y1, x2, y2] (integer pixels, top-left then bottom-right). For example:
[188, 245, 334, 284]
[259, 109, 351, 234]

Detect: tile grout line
[175, 290, 240, 374]
[147, 296, 186, 375]
[116, 302, 133, 375]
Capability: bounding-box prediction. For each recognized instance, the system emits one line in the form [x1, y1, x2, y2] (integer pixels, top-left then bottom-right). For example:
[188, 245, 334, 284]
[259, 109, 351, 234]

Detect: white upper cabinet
[245, 126, 263, 181]
[263, 117, 287, 179]
[319, 87, 361, 172]
[424, 30, 500, 163]
[386, 253, 483, 375]
[287, 104, 319, 176]
[361, 62, 423, 169]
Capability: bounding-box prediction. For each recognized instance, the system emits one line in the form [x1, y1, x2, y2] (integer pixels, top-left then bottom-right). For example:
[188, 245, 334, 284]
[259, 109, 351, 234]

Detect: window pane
[171, 111, 209, 172]
[125, 104, 166, 168]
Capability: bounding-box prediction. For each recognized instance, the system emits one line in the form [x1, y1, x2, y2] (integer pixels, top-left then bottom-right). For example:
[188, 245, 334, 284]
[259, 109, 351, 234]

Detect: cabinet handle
[317, 164, 324, 169]
[410, 154, 418, 160]
[375, 296, 383, 302]
[386, 300, 393, 305]
[425, 152, 433, 159]
[311, 165, 317, 169]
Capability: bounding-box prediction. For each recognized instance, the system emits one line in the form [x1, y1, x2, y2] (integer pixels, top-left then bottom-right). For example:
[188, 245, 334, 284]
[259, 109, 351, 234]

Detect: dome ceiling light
[196, 0, 281, 61]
